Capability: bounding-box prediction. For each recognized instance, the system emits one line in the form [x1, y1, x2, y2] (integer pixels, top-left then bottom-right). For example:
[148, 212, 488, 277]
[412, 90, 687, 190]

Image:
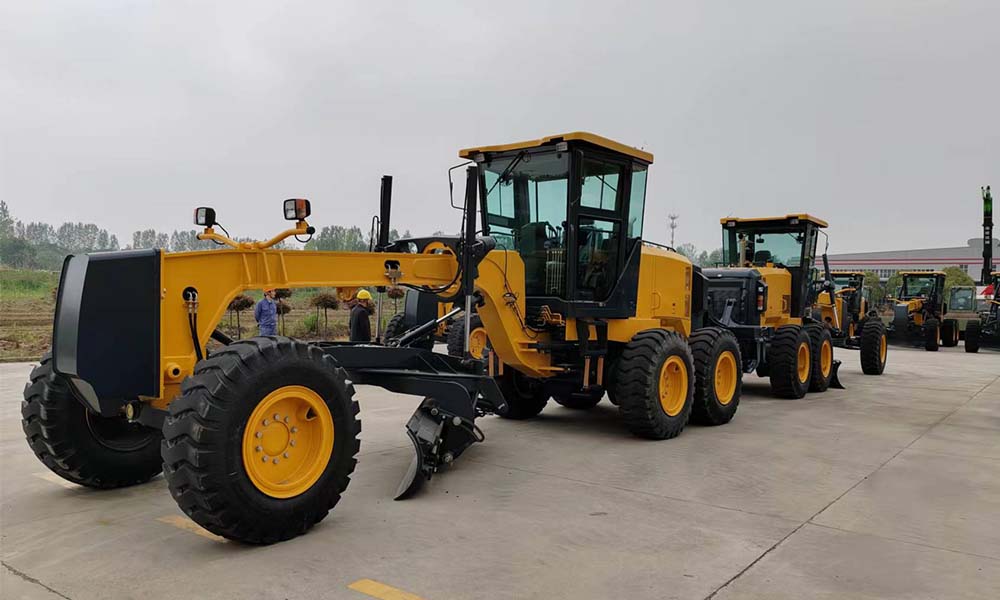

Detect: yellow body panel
[459, 131, 653, 163]
[755, 267, 801, 327]
[564, 245, 693, 343]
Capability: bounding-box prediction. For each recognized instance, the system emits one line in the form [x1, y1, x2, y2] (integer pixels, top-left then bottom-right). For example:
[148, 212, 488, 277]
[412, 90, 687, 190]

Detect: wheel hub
[242, 385, 334, 498]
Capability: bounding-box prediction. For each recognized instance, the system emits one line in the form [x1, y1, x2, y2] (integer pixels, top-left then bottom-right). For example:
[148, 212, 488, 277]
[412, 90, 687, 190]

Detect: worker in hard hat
[254, 288, 278, 336]
[349, 289, 374, 342]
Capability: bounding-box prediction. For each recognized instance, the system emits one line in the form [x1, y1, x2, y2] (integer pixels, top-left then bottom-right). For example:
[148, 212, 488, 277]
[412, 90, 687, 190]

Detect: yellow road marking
[156, 515, 226, 542]
[348, 579, 426, 600]
[33, 472, 78, 489]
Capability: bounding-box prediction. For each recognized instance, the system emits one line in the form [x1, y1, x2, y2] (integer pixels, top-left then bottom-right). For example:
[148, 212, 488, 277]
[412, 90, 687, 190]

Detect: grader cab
[965, 271, 1000, 352]
[25, 132, 748, 544]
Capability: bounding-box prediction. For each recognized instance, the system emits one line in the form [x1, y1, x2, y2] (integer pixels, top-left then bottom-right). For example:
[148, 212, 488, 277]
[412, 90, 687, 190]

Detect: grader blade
[829, 359, 846, 389]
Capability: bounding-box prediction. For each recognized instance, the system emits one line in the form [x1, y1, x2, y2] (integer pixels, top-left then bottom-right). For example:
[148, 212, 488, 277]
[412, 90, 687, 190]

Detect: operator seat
[753, 250, 772, 266]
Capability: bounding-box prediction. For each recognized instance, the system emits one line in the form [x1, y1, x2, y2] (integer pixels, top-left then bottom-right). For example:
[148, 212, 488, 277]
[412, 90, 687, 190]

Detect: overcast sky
[2, 1, 997, 254]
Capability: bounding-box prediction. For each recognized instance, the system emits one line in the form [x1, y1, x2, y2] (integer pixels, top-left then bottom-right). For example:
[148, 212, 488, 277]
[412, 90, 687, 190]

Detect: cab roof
[719, 214, 829, 228]
[899, 271, 946, 276]
[459, 131, 653, 164]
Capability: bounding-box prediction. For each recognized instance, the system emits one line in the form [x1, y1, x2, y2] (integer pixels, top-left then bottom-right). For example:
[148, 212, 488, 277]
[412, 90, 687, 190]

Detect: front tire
[941, 319, 959, 347]
[495, 369, 549, 419]
[615, 329, 694, 439]
[924, 318, 940, 352]
[385, 312, 433, 351]
[805, 324, 834, 393]
[965, 321, 981, 353]
[768, 326, 812, 399]
[21, 353, 163, 489]
[161, 337, 360, 544]
[689, 327, 742, 425]
[860, 319, 888, 374]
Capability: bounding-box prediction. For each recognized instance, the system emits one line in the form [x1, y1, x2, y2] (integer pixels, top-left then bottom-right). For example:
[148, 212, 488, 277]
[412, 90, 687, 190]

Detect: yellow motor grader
[813, 270, 888, 374]
[24, 132, 748, 544]
[887, 271, 959, 351]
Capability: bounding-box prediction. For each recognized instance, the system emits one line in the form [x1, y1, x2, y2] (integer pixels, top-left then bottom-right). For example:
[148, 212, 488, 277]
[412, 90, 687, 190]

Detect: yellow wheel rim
[848, 322, 855, 337]
[468, 327, 488, 359]
[880, 334, 887, 363]
[242, 385, 334, 499]
[820, 340, 832, 377]
[714, 351, 738, 405]
[797, 342, 811, 383]
[658, 355, 688, 416]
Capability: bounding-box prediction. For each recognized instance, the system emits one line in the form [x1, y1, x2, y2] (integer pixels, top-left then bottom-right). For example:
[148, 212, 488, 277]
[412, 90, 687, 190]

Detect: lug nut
[290, 440, 296, 447]
[283, 452, 289, 458]
[263, 419, 270, 426]
[262, 455, 269, 462]
[284, 416, 290, 423]
[255, 445, 262, 452]
[274, 413, 280, 420]
[273, 458, 280, 465]
[291, 427, 298, 433]
[255, 431, 262, 439]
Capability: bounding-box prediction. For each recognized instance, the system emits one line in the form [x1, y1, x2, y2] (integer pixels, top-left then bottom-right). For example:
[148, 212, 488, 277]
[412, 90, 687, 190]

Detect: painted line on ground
[32, 472, 78, 490]
[156, 515, 226, 542]
[348, 578, 426, 600]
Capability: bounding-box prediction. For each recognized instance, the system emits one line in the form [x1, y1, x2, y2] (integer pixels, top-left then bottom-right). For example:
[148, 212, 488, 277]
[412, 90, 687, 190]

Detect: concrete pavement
[1, 345, 998, 599]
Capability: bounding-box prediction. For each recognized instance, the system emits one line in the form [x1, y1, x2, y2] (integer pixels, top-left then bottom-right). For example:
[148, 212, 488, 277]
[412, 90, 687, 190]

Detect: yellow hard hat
[264, 288, 276, 294]
[356, 289, 373, 300]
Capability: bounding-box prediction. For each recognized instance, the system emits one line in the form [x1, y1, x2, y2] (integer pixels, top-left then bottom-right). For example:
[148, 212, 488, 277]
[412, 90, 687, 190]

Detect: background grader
[24, 132, 751, 545]
[813, 270, 889, 374]
[888, 271, 959, 350]
[965, 271, 999, 352]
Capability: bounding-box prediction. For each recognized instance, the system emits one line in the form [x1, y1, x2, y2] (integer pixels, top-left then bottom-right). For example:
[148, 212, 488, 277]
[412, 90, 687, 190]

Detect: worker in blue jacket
[254, 288, 278, 336]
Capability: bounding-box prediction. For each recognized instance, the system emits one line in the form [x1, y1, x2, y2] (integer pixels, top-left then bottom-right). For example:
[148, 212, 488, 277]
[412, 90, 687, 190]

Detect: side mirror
[194, 207, 217, 227]
[284, 198, 311, 221]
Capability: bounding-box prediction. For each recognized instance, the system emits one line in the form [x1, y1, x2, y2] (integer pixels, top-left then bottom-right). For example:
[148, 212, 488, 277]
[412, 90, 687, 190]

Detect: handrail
[197, 221, 312, 250]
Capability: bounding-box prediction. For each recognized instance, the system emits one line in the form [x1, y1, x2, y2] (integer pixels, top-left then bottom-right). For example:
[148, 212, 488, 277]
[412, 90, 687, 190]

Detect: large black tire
[21, 353, 163, 489]
[941, 319, 959, 347]
[860, 319, 888, 374]
[614, 329, 694, 440]
[446, 314, 488, 359]
[804, 324, 835, 393]
[689, 327, 742, 426]
[161, 337, 360, 544]
[965, 321, 981, 353]
[384, 312, 433, 351]
[924, 318, 940, 352]
[768, 326, 812, 399]
[553, 389, 603, 410]
[495, 369, 549, 419]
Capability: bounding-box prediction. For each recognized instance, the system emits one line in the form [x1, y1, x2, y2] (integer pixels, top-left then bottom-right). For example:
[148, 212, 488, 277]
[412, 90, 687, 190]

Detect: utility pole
[982, 185, 993, 286]
[668, 214, 679, 247]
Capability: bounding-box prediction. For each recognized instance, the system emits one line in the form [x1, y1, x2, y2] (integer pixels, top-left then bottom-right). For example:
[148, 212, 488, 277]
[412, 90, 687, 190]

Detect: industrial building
[828, 237, 999, 282]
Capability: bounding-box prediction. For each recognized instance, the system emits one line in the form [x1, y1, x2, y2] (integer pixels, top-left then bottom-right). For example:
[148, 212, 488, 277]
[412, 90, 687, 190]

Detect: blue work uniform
[254, 297, 278, 336]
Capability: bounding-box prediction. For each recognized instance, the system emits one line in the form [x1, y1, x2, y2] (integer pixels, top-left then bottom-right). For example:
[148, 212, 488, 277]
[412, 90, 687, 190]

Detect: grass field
[0, 268, 403, 362]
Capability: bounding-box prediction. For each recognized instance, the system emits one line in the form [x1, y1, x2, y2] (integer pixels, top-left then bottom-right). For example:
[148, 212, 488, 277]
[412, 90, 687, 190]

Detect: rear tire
[161, 337, 360, 544]
[614, 329, 694, 439]
[965, 321, 981, 353]
[924, 318, 940, 352]
[495, 369, 549, 419]
[805, 324, 834, 393]
[941, 319, 959, 347]
[384, 312, 433, 351]
[860, 319, 888, 374]
[689, 327, 742, 426]
[768, 326, 812, 399]
[21, 353, 163, 489]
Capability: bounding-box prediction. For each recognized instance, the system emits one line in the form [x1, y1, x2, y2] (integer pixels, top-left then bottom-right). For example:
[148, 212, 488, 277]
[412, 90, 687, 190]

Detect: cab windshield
[723, 229, 806, 267]
[482, 150, 569, 296]
[949, 288, 976, 311]
[900, 275, 938, 299]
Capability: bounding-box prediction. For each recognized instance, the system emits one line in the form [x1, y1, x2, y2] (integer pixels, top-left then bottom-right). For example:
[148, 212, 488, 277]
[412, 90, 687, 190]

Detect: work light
[194, 207, 216, 227]
[284, 199, 311, 221]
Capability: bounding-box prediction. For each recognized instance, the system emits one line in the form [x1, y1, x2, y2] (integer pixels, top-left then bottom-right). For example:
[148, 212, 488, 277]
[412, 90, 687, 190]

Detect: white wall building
[828, 237, 999, 282]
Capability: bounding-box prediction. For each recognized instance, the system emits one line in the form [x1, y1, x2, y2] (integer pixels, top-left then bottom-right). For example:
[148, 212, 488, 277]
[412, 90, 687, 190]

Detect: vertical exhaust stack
[983, 185, 993, 286]
[378, 175, 393, 251]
